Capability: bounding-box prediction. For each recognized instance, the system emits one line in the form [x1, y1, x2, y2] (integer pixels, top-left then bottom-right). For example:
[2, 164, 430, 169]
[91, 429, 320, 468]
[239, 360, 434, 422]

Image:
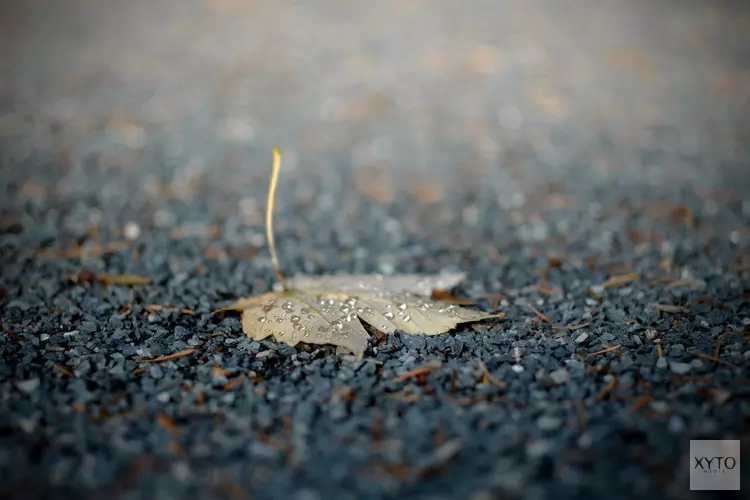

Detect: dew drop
[301, 308, 311, 314]
[318, 326, 329, 332]
[290, 315, 300, 323]
[398, 303, 407, 311]
[384, 311, 394, 320]
[330, 320, 343, 331]
[307, 314, 315, 320]
[262, 305, 273, 313]
[403, 315, 411, 322]
[256, 316, 266, 323]
[339, 306, 350, 314]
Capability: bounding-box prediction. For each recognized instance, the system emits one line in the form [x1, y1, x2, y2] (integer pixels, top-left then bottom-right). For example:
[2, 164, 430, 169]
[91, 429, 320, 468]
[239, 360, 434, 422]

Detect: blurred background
[1, 0, 749, 241]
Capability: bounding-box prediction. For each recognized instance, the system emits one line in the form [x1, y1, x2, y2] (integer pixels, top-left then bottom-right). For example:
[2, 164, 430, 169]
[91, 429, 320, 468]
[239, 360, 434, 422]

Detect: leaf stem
[267, 148, 288, 291]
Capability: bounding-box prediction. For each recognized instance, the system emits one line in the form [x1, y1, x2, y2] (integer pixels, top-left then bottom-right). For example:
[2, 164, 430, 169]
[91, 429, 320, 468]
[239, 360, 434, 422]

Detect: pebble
[16, 379, 40, 393]
[669, 362, 692, 374]
[549, 368, 570, 384]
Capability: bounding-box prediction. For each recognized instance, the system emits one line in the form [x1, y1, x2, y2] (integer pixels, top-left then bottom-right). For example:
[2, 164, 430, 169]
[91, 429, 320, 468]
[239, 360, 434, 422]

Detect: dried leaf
[218, 149, 500, 359]
[222, 274, 500, 359]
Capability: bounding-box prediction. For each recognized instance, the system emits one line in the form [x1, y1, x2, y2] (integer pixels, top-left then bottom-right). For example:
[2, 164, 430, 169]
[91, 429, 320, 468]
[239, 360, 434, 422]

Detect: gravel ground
[2, 1, 750, 499]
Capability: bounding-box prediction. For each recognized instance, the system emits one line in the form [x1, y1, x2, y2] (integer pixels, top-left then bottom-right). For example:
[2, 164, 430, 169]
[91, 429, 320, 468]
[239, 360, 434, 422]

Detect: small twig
[144, 304, 199, 316]
[649, 303, 689, 314]
[157, 413, 182, 437]
[393, 360, 443, 383]
[551, 323, 590, 331]
[600, 273, 639, 289]
[52, 363, 74, 377]
[694, 353, 740, 371]
[528, 304, 552, 323]
[665, 280, 698, 289]
[596, 377, 617, 400]
[136, 348, 196, 364]
[575, 399, 588, 427]
[713, 332, 728, 361]
[476, 360, 507, 389]
[587, 344, 622, 357]
[95, 273, 150, 286]
[629, 394, 653, 415]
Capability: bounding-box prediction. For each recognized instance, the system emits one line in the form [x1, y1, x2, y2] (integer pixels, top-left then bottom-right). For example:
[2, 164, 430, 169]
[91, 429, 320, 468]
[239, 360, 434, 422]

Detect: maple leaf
[217, 149, 501, 358]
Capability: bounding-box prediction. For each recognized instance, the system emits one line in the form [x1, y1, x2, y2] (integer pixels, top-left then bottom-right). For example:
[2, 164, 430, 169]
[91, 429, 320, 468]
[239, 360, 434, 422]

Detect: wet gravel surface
[2, 1, 750, 499]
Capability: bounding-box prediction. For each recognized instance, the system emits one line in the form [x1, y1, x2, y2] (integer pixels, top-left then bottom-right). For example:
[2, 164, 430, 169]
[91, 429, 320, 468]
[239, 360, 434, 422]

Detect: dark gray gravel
[2, 1, 750, 499]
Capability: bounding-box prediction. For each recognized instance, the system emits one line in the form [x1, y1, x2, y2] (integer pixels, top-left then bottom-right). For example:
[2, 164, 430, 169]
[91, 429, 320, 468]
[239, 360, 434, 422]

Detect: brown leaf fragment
[629, 394, 653, 414]
[708, 388, 732, 405]
[393, 360, 443, 383]
[649, 303, 689, 314]
[600, 273, 639, 289]
[95, 273, 151, 286]
[596, 377, 617, 400]
[157, 413, 182, 437]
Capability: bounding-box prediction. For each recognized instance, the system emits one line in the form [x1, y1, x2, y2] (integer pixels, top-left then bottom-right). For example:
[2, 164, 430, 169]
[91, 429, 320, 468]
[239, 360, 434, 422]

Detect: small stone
[668, 416, 685, 433]
[124, 221, 141, 240]
[669, 362, 692, 375]
[16, 378, 40, 393]
[511, 364, 525, 373]
[536, 416, 562, 431]
[549, 368, 569, 384]
[526, 439, 552, 458]
[574, 333, 589, 344]
[149, 365, 164, 379]
[656, 357, 668, 370]
[645, 329, 660, 340]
